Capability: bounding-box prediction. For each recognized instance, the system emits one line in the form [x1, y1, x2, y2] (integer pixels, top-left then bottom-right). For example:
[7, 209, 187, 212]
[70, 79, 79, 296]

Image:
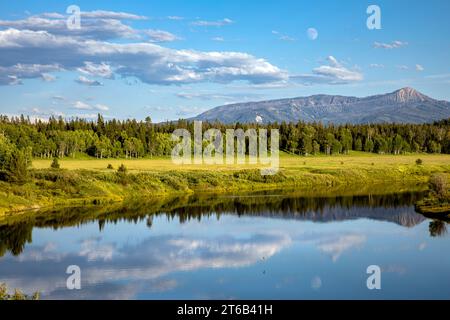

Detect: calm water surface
[0, 191, 449, 299]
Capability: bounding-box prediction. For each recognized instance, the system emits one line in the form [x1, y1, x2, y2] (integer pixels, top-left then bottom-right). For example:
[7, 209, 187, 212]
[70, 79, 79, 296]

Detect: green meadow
[1, 151, 449, 217]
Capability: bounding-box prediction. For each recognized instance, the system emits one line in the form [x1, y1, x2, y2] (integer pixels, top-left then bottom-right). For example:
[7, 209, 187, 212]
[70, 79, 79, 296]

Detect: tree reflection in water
[0, 190, 445, 258]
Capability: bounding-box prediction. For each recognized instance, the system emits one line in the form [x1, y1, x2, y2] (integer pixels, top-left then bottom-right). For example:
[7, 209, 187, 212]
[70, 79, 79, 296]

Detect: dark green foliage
[429, 220, 447, 237]
[107, 164, 114, 170]
[0, 115, 449, 160]
[50, 157, 60, 169]
[116, 164, 129, 185]
[5, 151, 29, 184]
[117, 164, 127, 174]
[416, 158, 423, 165]
[0, 134, 30, 183]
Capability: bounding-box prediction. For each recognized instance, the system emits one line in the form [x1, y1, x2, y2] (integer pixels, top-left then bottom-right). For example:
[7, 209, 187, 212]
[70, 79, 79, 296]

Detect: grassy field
[31, 152, 450, 172]
[1, 152, 449, 217]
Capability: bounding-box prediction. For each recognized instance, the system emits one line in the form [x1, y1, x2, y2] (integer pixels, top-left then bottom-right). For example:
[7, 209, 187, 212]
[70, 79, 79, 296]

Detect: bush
[429, 173, 448, 198]
[117, 164, 127, 174]
[107, 164, 114, 170]
[416, 158, 423, 165]
[116, 164, 129, 185]
[51, 158, 60, 169]
[5, 151, 29, 184]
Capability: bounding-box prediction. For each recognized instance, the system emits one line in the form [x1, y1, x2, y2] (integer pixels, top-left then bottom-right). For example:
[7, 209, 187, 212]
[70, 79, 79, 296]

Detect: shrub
[51, 158, 60, 169]
[107, 164, 114, 170]
[429, 173, 448, 198]
[117, 164, 127, 174]
[116, 164, 129, 185]
[416, 158, 423, 165]
[5, 151, 29, 184]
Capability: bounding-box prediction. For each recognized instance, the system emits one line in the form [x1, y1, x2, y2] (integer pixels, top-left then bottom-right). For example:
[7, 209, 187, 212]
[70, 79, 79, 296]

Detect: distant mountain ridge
[193, 87, 450, 124]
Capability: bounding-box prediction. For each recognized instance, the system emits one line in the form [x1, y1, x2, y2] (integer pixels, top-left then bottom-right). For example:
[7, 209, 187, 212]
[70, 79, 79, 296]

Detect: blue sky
[0, 0, 449, 122]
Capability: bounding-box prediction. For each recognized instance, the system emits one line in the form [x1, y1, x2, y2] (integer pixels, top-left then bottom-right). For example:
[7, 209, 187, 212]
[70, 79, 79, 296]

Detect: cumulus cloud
[75, 76, 103, 86]
[73, 101, 92, 110]
[73, 101, 109, 111]
[415, 64, 424, 71]
[0, 28, 287, 86]
[374, 40, 408, 49]
[145, 29, 180, 43]
[0, 11, 144, 40]
[315, 234, 366, 262]
[79, 238, 115, 261]
[0, 232, 290, 298]
[211, 37, 225, 42]
[95, 104, 110, 111]
[41, 73, 56, 82]
[77, 62, 114, 78]
[191, 18, 234, 27]
[292, 56, 363, 85]
[0, 63, 62, 85]
[0, 10, 362, 88]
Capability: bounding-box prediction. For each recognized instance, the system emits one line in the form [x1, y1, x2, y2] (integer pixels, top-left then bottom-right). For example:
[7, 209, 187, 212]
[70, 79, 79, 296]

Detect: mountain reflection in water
[0, 190, 449, 300]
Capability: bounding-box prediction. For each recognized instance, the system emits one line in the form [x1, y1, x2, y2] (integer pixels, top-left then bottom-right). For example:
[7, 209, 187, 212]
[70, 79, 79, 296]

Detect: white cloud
[41, 73, 56, 82]
[370, 63, 385, 68]
[191, 18, 234, 27]
[95, 104, 110, 111]
[374, 40, 408, 49]
[145, 29, 180, 43]
[397, 65, 409, 70]
[75, 75, 103, 86]
[415, 64, 424, 71]
[279, 35, 296, 42]
[0, 28, 287, 86]
[272, 30, 296, 42]
[73, 101, 92, 110]
[167, 16, 184, 21]
[0, 63, 62, 85]
[0, 25, 288, 86]
[73, 101, 109, 111]
[292, 56, 363, 84]
[78, 10, 147, 20]
[0, 11, 143, 40]
[78, 62, 114, 78]
[211, 37, 225, 42]
[79, 238, 115, 262]
[316, 234, 366, 262]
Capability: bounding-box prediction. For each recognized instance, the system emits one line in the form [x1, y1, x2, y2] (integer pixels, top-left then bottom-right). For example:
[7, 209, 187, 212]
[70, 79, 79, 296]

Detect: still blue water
[0, 192, 449, 299]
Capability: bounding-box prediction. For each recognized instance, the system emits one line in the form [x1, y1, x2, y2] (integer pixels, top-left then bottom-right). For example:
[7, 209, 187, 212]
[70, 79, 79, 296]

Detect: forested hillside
[1, 115, 449, 164]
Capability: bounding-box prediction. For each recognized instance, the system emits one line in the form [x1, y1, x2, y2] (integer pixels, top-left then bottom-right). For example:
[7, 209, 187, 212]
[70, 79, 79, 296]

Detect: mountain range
[193, 87, 450, 124]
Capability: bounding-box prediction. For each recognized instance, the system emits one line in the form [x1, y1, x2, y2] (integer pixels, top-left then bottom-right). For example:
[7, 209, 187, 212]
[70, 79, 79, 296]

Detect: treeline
[1, 114, 450, 164]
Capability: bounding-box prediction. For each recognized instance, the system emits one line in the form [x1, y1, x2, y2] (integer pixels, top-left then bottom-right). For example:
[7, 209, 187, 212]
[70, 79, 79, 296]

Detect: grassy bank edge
[1, 159, 448, 218]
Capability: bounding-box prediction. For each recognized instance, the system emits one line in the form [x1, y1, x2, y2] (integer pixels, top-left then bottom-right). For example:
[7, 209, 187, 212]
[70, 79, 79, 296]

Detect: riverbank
[1, 153, 450, 217]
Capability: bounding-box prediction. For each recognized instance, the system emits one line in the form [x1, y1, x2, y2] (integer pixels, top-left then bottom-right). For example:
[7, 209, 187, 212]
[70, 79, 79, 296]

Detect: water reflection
[0, 191, 449, 299]
[0, 191, 428, 257]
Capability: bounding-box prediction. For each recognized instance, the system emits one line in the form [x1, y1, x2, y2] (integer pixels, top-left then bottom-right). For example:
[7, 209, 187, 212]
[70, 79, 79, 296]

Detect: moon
[307, 27, 318, 40]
